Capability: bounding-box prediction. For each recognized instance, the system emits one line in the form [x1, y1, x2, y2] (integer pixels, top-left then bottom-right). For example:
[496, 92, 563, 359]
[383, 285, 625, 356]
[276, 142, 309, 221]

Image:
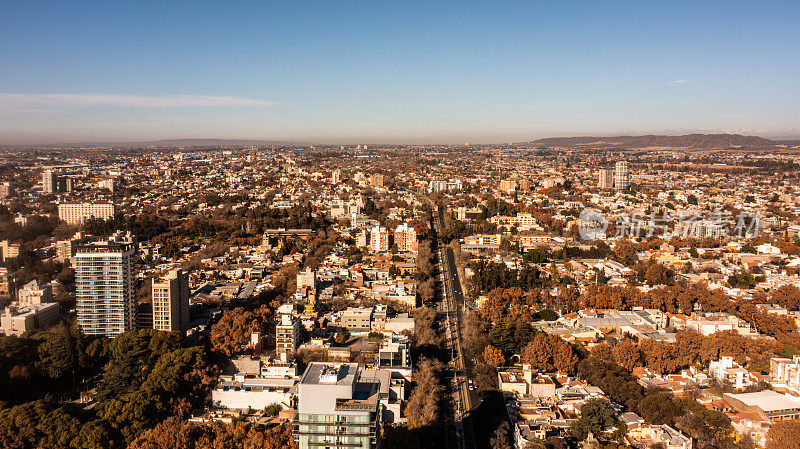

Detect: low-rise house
[627, 424, 693, 449]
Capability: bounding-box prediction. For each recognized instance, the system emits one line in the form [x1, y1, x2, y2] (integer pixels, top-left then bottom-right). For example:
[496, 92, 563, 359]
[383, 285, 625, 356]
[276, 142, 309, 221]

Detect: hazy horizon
[2, 1, 799, 145]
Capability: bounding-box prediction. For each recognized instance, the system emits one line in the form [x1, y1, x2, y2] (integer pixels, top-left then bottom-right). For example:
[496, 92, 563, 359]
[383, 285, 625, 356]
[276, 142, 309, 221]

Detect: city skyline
[2, 1, 800, 144]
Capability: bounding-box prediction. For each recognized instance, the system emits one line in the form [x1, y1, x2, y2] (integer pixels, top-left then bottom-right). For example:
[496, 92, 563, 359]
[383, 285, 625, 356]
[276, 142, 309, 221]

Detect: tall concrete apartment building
[614, 161, 630, 191]
[0, 182, 12, 198]
[275, 303, 300, 362]
[393, 223, 417, 252]
[369, 226, 389, 252]
[42, 170, 57, 194]
[296, 363, 381, 449]
[42, 170, 72, 194]
[598, 168, 614, 189]
[499, 179, 517, 193]
[58, 202, 116, 225]
[75, 232, 136, 337]
[151, 269, 190, 332]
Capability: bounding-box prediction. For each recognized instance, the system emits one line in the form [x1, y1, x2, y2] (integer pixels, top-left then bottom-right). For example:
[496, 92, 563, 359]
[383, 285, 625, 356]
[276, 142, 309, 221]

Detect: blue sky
[1, 1, 798, 144]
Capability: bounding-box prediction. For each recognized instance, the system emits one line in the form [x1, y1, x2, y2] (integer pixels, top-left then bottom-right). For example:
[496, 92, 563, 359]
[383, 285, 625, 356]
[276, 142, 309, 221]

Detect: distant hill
[527, 133, 776, 149]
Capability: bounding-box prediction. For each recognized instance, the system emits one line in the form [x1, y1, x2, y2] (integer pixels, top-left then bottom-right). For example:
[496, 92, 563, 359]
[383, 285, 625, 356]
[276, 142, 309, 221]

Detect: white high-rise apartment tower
[42, 170, 57, 194]
[614, 161, 630, 190]
[74, 232, 136, 337]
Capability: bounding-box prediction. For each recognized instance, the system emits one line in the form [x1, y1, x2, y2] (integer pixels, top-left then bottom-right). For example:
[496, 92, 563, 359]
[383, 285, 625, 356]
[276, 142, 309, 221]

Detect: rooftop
[726, 391, 800, 412]
[300, 362, 359, 386]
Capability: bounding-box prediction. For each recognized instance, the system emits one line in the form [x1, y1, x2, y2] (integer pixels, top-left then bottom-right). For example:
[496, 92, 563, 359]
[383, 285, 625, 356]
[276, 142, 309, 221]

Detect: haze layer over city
[1, 2, 800, 449]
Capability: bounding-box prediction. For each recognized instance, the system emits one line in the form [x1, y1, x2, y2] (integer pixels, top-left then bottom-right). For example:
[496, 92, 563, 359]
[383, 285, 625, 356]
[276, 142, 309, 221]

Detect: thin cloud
[0, 93, 271, 110]
[668, 79, 691, 85]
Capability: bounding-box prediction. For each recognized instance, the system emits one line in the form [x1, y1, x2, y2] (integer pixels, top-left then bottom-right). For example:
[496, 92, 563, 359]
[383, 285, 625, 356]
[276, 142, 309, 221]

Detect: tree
[483, 345, 505, 368]
[126, 416, 191, 449]
[728, 271, 756, 289]
[637, 391, 681, 425]
[490, 421, 513, 449]
[645, 263, 673, 286]
[35, 324, 77, 382]
[521, 333, 578, 374]
[613, 339, 641, 371]
[639, 340, 679, 374]
[413, 307, 440, 349]
[537, 309, 559, 322]
[97, 329, 183, 401]
[523, 439, 548, 449]
[589, 342, 614, 363]
[577, 358, 644, 412]
[576, 398, 617, 437]
[771, 285, 800, 310]
[128, 417, 294, 449]
[767, 421, 800, 449]
[404, 358, 444, 428]
[264, 403, 282, 417]
[210, 306, 270, 356]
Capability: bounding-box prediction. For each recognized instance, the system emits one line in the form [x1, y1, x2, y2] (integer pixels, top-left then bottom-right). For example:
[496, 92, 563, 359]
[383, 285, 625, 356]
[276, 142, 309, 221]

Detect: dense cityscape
[3, 2, 800, 449]
[0, 139, 799, 449]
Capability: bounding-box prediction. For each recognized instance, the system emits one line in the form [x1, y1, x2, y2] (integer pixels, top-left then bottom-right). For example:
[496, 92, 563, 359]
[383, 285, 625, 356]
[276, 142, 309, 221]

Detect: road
[432, 207, 480, 449]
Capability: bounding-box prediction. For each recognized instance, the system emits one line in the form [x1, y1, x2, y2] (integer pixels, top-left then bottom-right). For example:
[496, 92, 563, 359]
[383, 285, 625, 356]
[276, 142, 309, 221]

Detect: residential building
[708, 356, 753, 389]
[211, 372, 297, 411]
[0, 240, 21, 261]
[42, 170, 57, 194]
[276, 303, 301, 362]
[375, 336, 412, 374]
[0, 303, 60, 336]
[0, 268, 12, 299]
[369, 226, 389, 252]
[500, 179, 517, 193]
[541, 176, 565, 188]
[0, 182, 12, 198]
[770, 356, 800, 390]
[685, 312, 754, 336]
[598, 168, 614, 189]
[369, 173, 384, 188]
[428, 179, 462, 193]
[58, 202, 116, 225]
[295, 363, 381, 449]
[56, 232, 91, 260]
[16, 280, 52, 306]
[340, 307, 373, 332]
[455, 206, 483, 221]
[356, 229, 368, 248]
[74, 231, 136, 337]
[629, 424, 693, 449]
[98, 179, 115, 192]
[393, 223, 417, 252]
[614, 161, 630, 191]
[464, 234, 501, 246]
[151, 269, 190, 332]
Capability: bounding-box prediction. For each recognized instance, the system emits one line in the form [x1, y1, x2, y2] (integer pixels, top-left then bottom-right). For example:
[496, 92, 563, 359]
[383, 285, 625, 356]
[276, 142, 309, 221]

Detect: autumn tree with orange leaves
[483, 345, 505, 368]
[613, 339, 641, 371]
[209, 305, 271, 356]
[521, 333, 578, 374]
